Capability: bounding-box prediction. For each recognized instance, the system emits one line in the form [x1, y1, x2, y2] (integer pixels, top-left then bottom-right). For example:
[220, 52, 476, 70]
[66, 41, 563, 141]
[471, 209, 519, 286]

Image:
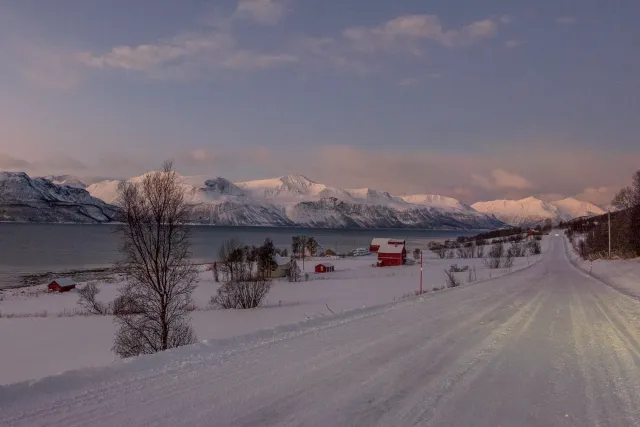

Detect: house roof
[371, 238, 388, 246]
[274, 254, 290, 266]
[371, 238, 405, 246]
[317, 263, 334, 267]
[377, 242, 405, 254]
[50, 277, 75, 287]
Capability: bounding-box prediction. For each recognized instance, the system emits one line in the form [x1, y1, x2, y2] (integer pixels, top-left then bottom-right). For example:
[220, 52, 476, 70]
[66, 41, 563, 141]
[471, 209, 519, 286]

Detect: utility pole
[419, 250, 423, 295]
[608, 210, 611, 259]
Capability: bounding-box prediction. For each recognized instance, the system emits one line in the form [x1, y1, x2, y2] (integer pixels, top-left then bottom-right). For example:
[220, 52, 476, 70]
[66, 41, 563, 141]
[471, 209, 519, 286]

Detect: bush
[449, 264, 469, 273]
[212, 277, 271, 309]
[508, 242, 526, 257]
[444, 270, 461, 288]
[483, 242, 504, 269]
[527, 240, 541, 255]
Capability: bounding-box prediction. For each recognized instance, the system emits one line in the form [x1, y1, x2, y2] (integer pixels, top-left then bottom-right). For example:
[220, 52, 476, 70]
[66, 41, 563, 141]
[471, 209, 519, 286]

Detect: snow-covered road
[3, 236, 640, 426]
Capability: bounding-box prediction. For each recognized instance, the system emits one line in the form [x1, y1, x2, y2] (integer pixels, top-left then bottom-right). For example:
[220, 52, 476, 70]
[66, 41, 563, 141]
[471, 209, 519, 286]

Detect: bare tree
[475, 244, 485, 259]
[77, 283, 108, 315]
[504, 249, 515, 271]
[413, 248, 421, 261]
[287, 259, 301, 282]
[258, 238, 277, 279]
[218, 239, 245, 282]
[112, 161, 198, 358]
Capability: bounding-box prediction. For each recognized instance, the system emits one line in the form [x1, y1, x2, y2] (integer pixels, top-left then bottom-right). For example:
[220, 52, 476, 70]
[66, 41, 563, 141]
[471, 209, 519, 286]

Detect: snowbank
[564, 236, 640, 298]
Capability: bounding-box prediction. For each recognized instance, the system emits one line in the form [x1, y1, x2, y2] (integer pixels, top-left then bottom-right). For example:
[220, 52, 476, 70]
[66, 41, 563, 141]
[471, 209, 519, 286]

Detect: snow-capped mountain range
[0, 171, 605, 228]
[472, 197, 605, 227]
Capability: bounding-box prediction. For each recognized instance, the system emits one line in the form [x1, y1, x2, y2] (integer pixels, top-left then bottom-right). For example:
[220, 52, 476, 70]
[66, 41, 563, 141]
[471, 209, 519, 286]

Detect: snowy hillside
[235, 174, 356, 204]
[0, 172, 116, 223]
[400, 194, 475, 212]
[41, 175, 87, 189]
[86, 180, 122, 205]
[472, 197, 604, 227]
[550, 197, 605, 220]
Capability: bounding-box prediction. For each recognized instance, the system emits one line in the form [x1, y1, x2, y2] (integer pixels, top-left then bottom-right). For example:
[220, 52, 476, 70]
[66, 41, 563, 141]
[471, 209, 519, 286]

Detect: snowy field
[564, 236, 640, 298]
[0, 238, 549, 385]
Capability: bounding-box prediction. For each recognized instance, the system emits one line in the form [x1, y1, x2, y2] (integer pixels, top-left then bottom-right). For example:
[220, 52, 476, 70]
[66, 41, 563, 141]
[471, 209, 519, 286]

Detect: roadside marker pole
[608, 210, 611, 259]
[420, 250, 423, 295]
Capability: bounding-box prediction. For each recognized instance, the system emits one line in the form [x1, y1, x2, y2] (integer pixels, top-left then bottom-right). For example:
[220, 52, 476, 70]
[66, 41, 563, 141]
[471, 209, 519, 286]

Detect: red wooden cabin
[48, 278, 76, 293]
[315, 263, 335, 273]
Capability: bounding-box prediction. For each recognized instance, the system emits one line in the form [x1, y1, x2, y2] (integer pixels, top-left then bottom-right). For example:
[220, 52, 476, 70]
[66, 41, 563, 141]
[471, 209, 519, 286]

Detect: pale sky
[0, 0, 639, 205]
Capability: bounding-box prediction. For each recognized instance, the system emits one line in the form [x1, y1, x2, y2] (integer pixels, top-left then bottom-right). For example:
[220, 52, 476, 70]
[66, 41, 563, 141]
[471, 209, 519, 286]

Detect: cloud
[342, 15, 501, 56]
[235, 0, 290, 25]
[575, 186, 617, 206]
[491, 169, 534, 189]
[556, 17, 577, 25]
[504, 40, 521, 49]
[79, 31, 297, 78]
[44, 155, 88, 171]
[0, 153, 31, 170]
[471, 169, 534, 190]
[223, 51, 298, 70]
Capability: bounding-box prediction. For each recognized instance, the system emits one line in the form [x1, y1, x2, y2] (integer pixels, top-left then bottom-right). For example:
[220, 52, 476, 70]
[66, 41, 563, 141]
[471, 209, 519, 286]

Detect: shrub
[449, 264, 469, 273]
[444, 270, 461, 288]
[527, 240, 542, 255]
[212, 277, 271, 309]
[483, 242, 504, 269]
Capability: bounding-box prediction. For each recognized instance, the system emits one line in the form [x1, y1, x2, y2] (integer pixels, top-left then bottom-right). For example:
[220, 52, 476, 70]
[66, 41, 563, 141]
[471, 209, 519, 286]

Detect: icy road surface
[3, 236, 640, 427]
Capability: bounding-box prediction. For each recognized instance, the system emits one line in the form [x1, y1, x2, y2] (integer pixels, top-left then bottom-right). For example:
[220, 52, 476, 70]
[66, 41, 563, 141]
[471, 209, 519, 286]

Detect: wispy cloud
[235, 0, 290, 25]
[0, 153, 31, 170]
[556, 17, 577, 25]
[342, 14, 502, 56]
[79, 31, 297, 78]
[472, 169, 535, 190]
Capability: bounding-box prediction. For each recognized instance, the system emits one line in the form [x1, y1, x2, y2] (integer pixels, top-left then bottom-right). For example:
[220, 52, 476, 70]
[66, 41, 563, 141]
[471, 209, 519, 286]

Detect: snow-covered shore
[0, 238, 549, 385]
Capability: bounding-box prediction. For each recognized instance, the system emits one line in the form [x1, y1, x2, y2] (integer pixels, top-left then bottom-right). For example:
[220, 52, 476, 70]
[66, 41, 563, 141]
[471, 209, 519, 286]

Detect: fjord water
[0, 223, 477, 288]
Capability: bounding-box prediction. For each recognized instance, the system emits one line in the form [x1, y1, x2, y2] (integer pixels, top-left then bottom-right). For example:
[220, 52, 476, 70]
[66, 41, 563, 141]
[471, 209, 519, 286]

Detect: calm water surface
[0, 224, 478, 288]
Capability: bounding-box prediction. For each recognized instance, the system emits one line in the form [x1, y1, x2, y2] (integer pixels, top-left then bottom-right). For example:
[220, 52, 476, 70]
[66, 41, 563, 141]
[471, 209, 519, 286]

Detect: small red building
[48, 278, 76, 293]
[315, 263, 335, 273]
[377, 242, 406, 267]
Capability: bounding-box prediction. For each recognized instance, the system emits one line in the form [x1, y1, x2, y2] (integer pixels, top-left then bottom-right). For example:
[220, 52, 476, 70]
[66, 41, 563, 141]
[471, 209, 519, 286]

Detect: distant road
[3, 236, 640, 426]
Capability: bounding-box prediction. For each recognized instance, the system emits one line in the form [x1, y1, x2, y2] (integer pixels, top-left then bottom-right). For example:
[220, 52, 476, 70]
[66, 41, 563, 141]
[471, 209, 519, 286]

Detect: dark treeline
[562, 170, 640, 259]
[457, 221, 550, 245]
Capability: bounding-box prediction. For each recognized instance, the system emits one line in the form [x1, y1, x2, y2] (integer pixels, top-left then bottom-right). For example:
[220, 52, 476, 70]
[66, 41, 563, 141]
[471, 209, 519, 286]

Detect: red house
[377, 242, 406, 267]
[48, 278, 76, 293]
[315, 263, 335, 273]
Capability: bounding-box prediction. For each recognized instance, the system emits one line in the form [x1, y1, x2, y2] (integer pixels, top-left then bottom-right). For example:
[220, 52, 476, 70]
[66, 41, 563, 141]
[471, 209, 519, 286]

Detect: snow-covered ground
[563, 235, 640, 298]
[0, 238, 549, 385]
